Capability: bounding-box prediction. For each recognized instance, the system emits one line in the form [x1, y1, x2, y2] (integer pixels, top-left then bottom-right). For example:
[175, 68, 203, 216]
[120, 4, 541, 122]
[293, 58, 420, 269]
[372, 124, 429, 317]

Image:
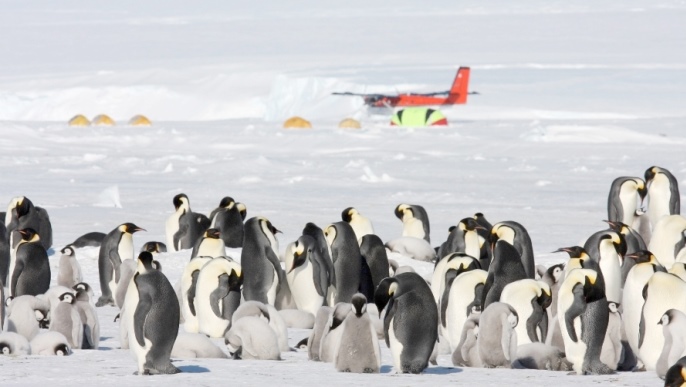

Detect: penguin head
[351, 293, 367, 317]
[374, 277, 398, 313]
[580, 270, 605, 302]
[625, 250, 657, 264]
[236, 203, 247, 220]
[536, 282, 553, 309]
[137, 251, 155, 271]
[258, 217, 280, 237]
[394, 204, 412, 221]
[18, 228, 40, 243]
[603, 220, 632, 236]
[634, 179, 647, 200]
[446, 253, 481, 274]
[341, 207, 356, 223]
[644, 166, 659, 184]
[141, 241, 167, 254]
[0, 343, 10, 355]
[608, 301, 619, 314]
[60, 245, 75, 256]
[459, 217, 485, 232]
[58, 292, 75, 304]
[173, 193, 190, 211]
[288, 238, 309, 273]
[54, 344, 71, 356]
[73, 282, 92, 294]
[324, 224, 337, 246]
[218, 196, 235, 209]
[120, 223, 145, 234]
[35, 310, 49, 329]
[228, 266, 243, 290]
[546, 264, 565, 283]
[14, 196, 32, 218]
[489, 223, 515, 252]
[507, 311, 519, 328]
[664, 361, 686, 387]
[659, 309, 680, 326]
[75, 289, 90, 303]
[554, 246, 587, 259]
[205, 228, 221, 239]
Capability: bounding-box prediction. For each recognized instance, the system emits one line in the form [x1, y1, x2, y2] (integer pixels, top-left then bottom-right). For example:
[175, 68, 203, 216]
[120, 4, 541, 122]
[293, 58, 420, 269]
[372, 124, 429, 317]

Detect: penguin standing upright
[195, 256, 243, 338]
[96, 223, 144, 307]
[190, 228, 226, 259]
[439, 217, 484, 266]
[490, 221, 536, 279]
[285, 236, 331, 316]
[180, 256, 213, 333]
[499, 279, 551, 345]
[57, 246, 82, 288]
[209, 196, 245, 248]
[375, 272, 438, 374]
[583, 231, 625, 304]
[0, 217, 10, 287]
[600, 301, 623, 371]
[11, 228, 50, 297]
[165, 193, 209, 252]
[605, 220, 647, 284]
[648, 215, 686, 269]
[645, 166, 680, 230]
[482, 240, 528, 309]
[341, 207, 374, 242]
[49, 292, 83, 349]
[358, 234, 390, 292]
[444, 269, 487, 352]
[431, 252, 480, 303]
[241, 217, 284, 305]
[334, 294, 381, 373]
[325, 222, 362, 303]
[125, 252, 180, 375]
[73, 287, 99, 349]
[607, 176, 647, 228]
[302, 223, 336, 304]
[394, 204, 431, 242]
[5, 196, 52, 251]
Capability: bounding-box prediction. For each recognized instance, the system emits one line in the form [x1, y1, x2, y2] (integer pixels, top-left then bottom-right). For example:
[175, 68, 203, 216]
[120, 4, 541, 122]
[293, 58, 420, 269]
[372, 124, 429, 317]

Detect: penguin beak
[474, 225, 487, 231]
[552, 247, 570, 254]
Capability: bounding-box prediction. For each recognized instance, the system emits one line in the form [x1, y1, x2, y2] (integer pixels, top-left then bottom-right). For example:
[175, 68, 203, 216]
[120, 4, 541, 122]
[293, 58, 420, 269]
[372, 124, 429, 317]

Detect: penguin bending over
[499, 279, 551, 345]
[342, 207, 375, 242]
[5, 295, 49, 341]
[607, 176, 646, 228]
[125, 252, 180, 375]
[196, 256, 242, 338]
[645, 166, 680, 230]
[334, 294, 381, 373]
[68, 232, 106, 249]
[285, 236, 330, 316]
[242, 217, 284, 305]
[209, 196, 245, 248]
[605, 220, 647, 284]
[140, 241, 166, 255]
[375, 272, 438, 374]
[225, 316, 281, 360]
[444, 269, 487, 352]
[512, 342, 572, 371]
[96, 223, 144, 307]
[394, 203, 431, 243]
[172, 332, 227, 359]
[359, 234, 390, 292]
[490, 221, 535, 279]
[439, 217, 485, 267]
[307, 306, 333, 361]
[231, 301, 289, 352]
[431, 252, 480, 302]
[452, 313, 482, 367]
[5, 196, 52, 250]
[302, 223, 336, 304]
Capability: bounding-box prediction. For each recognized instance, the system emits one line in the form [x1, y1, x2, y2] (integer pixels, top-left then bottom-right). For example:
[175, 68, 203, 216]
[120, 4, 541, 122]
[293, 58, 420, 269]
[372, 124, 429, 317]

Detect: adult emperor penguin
[285, 235, 330, 316]
[639, 271, 686, 371]
[359, 234, 390, 292]
[0, 219, 9, 288]
[444, 269, 488, 352]
[125, 251, 180, 375]
[439, 217, 485, 267]
[648, 215, 686, 269]
[209, 196, 245, 248]
[10, 228, 50, 297]
[394, 203, 431, 243]
[96, 223, 145, 307]
[605, 220, 647, 284]
[490, 221, 536, 279]
[324, 222, 361, 304]
[375, 272, 438, 374]
[165, 193, 210, 252]
[49, 292, 83, 349]
[583, 230, 625, 304]
[607, 176, 647, 228]
[140, 241, 167, 255]
[74, 287, 99, 349]
[0, 332, 31, 355]
[645, 166, 681, 230]
[657, 309, 686, 379]
[5, 196, 52, 251]
[302, 222, 336, 301]
[499, 279, 551, 345]
[196, 256, 243, 338]
[242, 217, 284, 305]
[334, 294, 381, 373]
[57, 246, 82, 288]
[68, 231, 106, 248]
[477, 302, 519, 368]
[341, 207, 375, 242]
[180, 256, 213, 333]
[431, 252, 481, 303]
[190, 228, 226, 259]
[557, 268, 613, 375]
[482, 240, 528, 309]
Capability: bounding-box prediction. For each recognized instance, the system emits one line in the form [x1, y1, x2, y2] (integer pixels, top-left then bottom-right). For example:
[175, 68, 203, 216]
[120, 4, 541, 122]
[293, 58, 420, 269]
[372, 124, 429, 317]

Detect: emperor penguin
[607, 176, 647, 228]
[5, 295, 50, 341]
[319, 302, 352, 363]
[605, 220, 647, 284]
[0, 218, 9, 288]
[648, 215, 686, 269]
[324, 222, 361, 303]
[5, 196, 52, 251]
[74, 287, 100, 349]
[190, 228, 226, 259]
[0, 331, 31, 355]
[10, 228, 50, 297]
[49, 292, 83, 349]
[499, 279, 551, 345]
[180, 256, 213, 333]
[477, 302, 519, 368]
[334, 294, 381, 373]
[341, 207, 375, 242]
[623, 250, 665, 357]
[512, 342, 572, 371]
[600, 301, 623, 371]
[431, 252, 480, 302]
[307, 306, 333, 361]
[657, 309, 686, 379]
[482, 240, 528, 309]
[645, 166, 681, 229]
[140, 241, 167, 255]
[195, 256, 243, 338]
[490, 221, 535, 279]
[68, 231, 106, 249]
[539, 263, 565, 322]
[384, 236, 436, 262]
[241, 217, 284, 305]
[639, 271, 686, 371]
[232, 301, 289, 352]
[224, 316, 281, 360]
[57, 246, 82, 288]
[115, 259, 138, 309]
[394, 203, 430, 242]
[452, 313, 482, 367]
[359, 234, 390, 292]
[125, 252, 180, 375]
[209, 196, 245, 248]
[375, 272, 438, 374]
[96, 223, 144, 307]
[557, 268, 614, 375]
[302, 222, 336, 303]
[583, 230, 625, 304]
[444, 269, 488, 352]
[165, 193, 210, 252]
[285, 236, 330, 316]
[665, 356, 686, 386]
[439, 217, 485, 268]
[30, 331, 71, 356]
[171, 332, 227, 359]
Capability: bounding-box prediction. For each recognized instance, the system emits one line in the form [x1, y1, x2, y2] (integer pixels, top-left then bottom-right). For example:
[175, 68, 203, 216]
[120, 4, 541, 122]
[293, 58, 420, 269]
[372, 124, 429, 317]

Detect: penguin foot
[363, 368, 375, 373]
[343, 369, 351, 373]
[95, 297, 114, 307]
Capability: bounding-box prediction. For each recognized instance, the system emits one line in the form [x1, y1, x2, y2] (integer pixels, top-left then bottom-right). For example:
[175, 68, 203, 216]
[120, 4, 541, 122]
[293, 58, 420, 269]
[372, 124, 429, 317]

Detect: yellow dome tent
[338, 118, 361, 129]
[390, 107, 448, 127]
[92, 114, 116, 126]
[128, 115, 152, 126]
[68, 114, 90, 127]
[283, 116, 312, 129]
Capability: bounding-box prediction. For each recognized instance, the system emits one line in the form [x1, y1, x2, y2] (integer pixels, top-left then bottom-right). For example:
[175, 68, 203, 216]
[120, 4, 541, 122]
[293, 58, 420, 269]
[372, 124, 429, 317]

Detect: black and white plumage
[645, 166, 680, 230]
[10, 228, 50, 298]
[607, 176, 646, 228]
[96, 223, 145, 307]
[394, 203, 431, 243]
[165, 193, 210, 252]
[482, 240, 528, 309]
[190, 228, 226, 259]
[285, 235, 331, 316]
[325, 222, 362, 304]
[209, 196, 245, 248]
[5, 196, 52, 251]
[490, 221, 536, 279]
[241, 217, 284, 305]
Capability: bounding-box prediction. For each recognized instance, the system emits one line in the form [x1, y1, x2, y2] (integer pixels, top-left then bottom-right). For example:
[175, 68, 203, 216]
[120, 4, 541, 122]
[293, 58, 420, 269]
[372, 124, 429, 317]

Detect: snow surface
[0, 0, 684, 385]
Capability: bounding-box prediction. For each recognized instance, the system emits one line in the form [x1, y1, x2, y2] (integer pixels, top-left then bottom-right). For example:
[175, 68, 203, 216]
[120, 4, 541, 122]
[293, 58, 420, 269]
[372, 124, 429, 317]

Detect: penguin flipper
[10, 259, 24, 296]
[133, 276, 153, 348]
[564, 284, 586, 343]
[187, 270, 201, 316]
[310, 256, 327, 298]
[210, 274, 231, 319]
[383, 299, 397, 348]
[108, 249, 121, 283]
[264, 246, 286, 286]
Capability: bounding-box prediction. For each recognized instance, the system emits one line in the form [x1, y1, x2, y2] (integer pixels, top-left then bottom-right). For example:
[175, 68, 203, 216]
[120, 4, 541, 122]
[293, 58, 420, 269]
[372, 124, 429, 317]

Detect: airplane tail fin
[449, 67, 470, 104]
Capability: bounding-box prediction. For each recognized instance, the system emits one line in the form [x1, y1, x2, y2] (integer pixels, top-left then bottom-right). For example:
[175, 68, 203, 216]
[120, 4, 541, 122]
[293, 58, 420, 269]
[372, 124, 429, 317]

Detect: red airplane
[333, 67, 473, 108]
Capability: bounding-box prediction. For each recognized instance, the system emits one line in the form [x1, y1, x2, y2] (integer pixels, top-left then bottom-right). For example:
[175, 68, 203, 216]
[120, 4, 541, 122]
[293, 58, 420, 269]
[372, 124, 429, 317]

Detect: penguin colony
[0, 166, 684, 385]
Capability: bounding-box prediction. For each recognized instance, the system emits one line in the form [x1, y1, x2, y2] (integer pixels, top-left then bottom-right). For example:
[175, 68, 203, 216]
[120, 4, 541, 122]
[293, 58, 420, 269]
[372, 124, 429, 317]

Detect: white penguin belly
[266, 267, 279, 306]
[464, 231, 480, 260]
[564, 317, 586, 374]
[165, 211, 182, 252]
[622, 271, 651, 353]
[124, 278, 148, 372]
[618, 187, 639, 225]
[402, 219, 425, 240]
[446, 299, 469, 352]
[288, 263, 322, 316]
[196, 239, 226, 258]
[388, 318, 404, 373]
[196, 277, 229, 338]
